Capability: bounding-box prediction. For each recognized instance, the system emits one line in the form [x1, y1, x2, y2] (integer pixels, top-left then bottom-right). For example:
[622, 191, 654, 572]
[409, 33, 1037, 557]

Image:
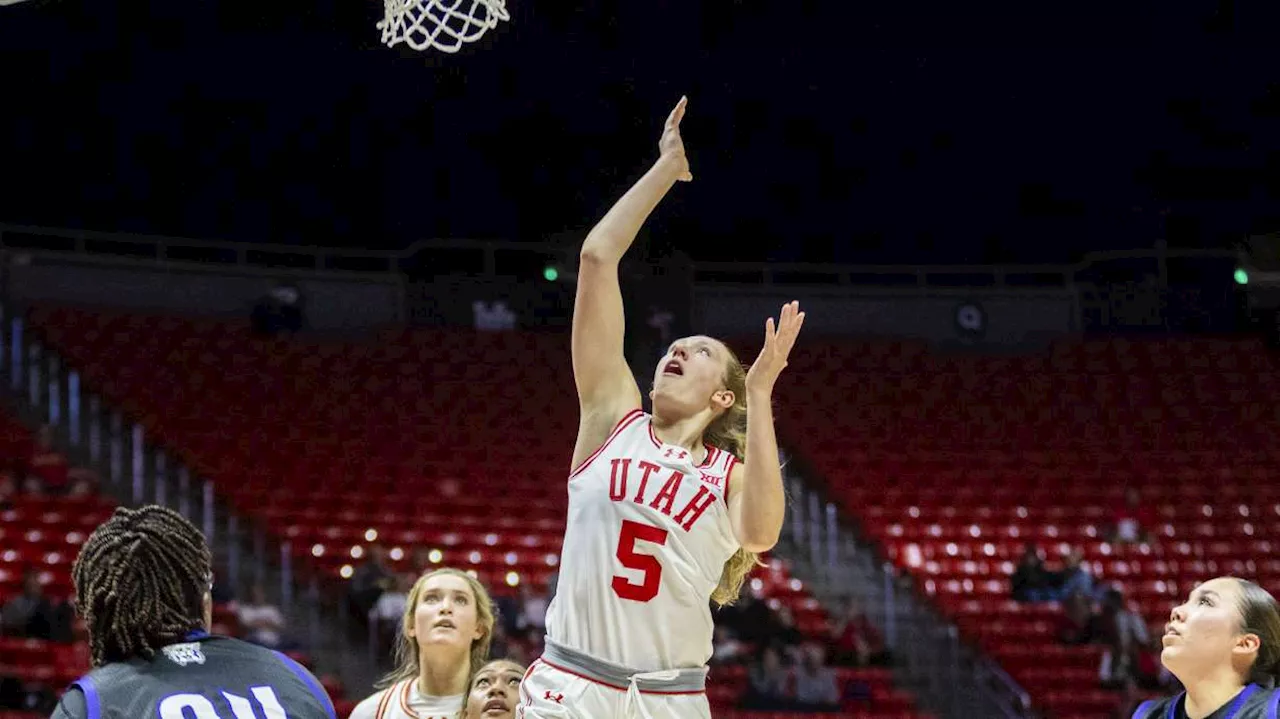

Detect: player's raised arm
[570, 97, 693, 468]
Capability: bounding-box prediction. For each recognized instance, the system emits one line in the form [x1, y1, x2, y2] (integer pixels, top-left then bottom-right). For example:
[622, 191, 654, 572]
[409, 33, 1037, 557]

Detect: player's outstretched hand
[658, 96, 693, 182]
[746, 301, 806, 395]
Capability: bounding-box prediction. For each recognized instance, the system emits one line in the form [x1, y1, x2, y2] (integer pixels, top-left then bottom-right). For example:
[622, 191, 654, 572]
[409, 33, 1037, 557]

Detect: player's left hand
[745, 301, 805, 395]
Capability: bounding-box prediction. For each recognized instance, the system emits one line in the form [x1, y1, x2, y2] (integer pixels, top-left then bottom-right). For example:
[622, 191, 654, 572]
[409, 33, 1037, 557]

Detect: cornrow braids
[72, 505, 213, 667]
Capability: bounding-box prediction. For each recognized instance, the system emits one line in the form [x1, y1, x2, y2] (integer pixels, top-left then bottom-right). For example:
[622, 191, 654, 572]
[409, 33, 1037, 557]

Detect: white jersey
[347, 679, 463, 719]
[544, 409, 741, 671]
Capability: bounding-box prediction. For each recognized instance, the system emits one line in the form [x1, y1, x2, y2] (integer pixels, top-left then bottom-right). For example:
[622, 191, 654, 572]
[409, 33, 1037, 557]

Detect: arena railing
[0, 222, 1246, 294]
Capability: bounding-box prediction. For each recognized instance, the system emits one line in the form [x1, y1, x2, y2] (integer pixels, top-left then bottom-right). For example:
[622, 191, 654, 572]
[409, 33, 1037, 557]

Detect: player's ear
[201, 592, 213, 632]
[711, 388, 734, 411]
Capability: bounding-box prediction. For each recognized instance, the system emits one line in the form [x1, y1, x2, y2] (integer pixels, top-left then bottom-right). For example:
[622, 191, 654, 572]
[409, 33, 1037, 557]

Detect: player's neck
[649, 414, 708, 461]
[415, 651, 469, 697]
[1182, 672, 1249, 719]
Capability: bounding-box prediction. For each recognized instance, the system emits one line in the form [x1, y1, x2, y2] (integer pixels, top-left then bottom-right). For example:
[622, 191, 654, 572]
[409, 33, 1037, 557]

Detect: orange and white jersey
[347, 679, 463, 719]
[544, 408, 741, 671]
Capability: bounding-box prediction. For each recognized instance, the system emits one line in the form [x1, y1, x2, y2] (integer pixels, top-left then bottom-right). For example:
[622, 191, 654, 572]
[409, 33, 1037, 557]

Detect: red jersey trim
[723, 454, 738, 504]
[536, 657, 707, 696]
[373, 683, 394, 719]
[568, 408, 645, 481]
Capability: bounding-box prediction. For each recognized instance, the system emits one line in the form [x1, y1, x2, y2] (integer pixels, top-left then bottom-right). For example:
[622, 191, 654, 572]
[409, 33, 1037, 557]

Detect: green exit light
[1234, 268, 1249, 285]
[543, 266, 559, 281]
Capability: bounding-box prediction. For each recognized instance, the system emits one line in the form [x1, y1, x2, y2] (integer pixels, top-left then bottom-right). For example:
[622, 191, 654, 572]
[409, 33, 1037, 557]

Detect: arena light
[543, 266, 559, 281]
[1235, 268, 1250, 285]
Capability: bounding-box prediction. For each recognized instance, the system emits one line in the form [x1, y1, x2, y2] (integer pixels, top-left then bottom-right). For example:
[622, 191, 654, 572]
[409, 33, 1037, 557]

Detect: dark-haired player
[1132, 577, 1280, 719]
[50, 504, 336, 719]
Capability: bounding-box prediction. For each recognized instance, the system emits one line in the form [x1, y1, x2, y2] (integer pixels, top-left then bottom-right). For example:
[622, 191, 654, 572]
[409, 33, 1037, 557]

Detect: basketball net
[377, 0, 509, 53]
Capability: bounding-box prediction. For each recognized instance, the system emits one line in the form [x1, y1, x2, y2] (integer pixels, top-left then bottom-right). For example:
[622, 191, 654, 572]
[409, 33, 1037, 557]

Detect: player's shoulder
[1131, 686, 1280, 719]
[348, 681, 401, 719]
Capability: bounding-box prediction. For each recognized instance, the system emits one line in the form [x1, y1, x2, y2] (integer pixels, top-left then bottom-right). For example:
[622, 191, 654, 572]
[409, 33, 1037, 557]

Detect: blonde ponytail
[703, 350, 764, 607]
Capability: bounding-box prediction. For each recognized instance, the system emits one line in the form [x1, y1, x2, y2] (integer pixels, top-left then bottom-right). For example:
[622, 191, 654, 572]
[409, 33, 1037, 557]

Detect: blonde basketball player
[350, 568, 497, 719]
[516, 96, 804, 719]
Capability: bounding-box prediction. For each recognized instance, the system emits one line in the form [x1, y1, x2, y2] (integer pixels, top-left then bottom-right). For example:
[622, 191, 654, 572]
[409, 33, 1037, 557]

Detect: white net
[377, 0, 509, 53]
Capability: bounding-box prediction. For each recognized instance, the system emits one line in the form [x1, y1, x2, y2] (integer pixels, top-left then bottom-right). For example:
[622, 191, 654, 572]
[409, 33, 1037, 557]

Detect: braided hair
[72, 505, 212, 667]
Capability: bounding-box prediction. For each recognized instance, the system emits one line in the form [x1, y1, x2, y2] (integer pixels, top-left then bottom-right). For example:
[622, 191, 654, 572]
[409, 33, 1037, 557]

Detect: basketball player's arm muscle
[727, 390, 786, 552]
[571, 98, 692, 468]
[730, 301, 806, 552]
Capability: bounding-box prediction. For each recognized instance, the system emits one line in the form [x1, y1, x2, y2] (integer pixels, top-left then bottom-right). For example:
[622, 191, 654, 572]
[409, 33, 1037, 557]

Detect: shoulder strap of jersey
[1131, 698, 1158, 719]
[1266, 688, 1280, 719]
[374, 682, 396, 719]
[69, 676, 102, 719]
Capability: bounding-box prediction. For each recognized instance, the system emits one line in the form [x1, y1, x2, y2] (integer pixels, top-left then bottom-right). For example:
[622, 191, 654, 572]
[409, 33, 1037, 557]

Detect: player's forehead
[1188, 577, 1240, 604]
[669, 335, 724, 354]
[473, 662, 523, 684]
[420, 572, 474, 597]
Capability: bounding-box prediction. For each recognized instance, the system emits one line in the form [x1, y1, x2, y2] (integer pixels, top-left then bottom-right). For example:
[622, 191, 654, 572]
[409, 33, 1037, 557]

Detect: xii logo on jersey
[161, 642, 206, 666]
[699, 472, 722, 488]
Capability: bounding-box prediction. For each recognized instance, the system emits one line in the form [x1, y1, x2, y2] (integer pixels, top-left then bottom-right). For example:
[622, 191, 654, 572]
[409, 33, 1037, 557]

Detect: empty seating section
[774, 338, 1280, 717]
[27, 306, 928, 717]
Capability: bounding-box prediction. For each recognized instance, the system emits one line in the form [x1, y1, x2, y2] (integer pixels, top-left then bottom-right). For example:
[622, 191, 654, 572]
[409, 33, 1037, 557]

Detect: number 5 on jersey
[611, 519, 669, 602]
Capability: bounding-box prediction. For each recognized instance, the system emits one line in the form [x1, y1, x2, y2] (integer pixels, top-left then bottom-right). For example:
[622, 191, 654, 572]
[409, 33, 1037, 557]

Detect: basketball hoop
[377, 0, 509, 53]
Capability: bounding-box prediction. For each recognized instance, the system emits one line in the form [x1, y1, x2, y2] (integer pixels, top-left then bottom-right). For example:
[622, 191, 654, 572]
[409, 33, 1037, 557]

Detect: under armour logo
[663, 448, 688, 460]
[544, 691, 564, 704]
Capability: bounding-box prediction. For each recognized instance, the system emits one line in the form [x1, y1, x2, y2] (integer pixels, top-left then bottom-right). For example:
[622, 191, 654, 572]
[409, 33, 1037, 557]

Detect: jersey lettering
[673, 485, 717, 532]
[647, 471, 683, 515]
[158, 686, 287, 719]
[606, 458, 717, 532]
[611, 520, 668, 602]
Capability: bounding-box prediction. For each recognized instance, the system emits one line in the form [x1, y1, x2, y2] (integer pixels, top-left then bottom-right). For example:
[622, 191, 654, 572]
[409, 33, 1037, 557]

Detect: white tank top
[346, 679, 463, 719]
[544, 409, 741, 670]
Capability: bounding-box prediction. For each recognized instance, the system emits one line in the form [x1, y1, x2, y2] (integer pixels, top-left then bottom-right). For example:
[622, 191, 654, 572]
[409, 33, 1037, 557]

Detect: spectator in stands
[250, 282, 305, 336]
[772, 606, 806, 658]
[1058, 589, 1095, 645]
[236, 583, 287, 650]
[743, 645, 791, 710]
[1055, 546, 1095, 600]
[0, 570, 61, 639]
[830, 598, 882, 666]
[791, 643, 841, 712]
[1011, 543, 1054, 602]
[1109, 486, 1154, 544]
[472, 300, 517, 331]
[371, 573, 413, 653]
[711, 625, 745, 665]
[348, 544, 392, 621]
[719, 592, 775, 646]
[1095, 587, 1150, 687]
[515, 582, 548, 638]
[26, 425, 69, 494]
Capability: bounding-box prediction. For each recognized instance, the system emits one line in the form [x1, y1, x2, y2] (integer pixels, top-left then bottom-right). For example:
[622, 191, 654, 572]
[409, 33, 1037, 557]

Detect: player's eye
[698, 347, 710, 355]
[476, 679, 490, 688]
[508, 678, 520, 687]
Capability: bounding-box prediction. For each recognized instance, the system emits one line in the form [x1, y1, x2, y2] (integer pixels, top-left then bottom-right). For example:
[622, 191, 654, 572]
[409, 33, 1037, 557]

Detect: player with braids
[517, 96, 805, 719]
[52, 505, 336, 719]
[72, 504, 214, 667]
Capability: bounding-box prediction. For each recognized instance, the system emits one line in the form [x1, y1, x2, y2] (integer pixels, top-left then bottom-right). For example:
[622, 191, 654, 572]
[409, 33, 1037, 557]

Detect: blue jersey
[49, 632, 335, 719]
[1132, 685, 1280, 719]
